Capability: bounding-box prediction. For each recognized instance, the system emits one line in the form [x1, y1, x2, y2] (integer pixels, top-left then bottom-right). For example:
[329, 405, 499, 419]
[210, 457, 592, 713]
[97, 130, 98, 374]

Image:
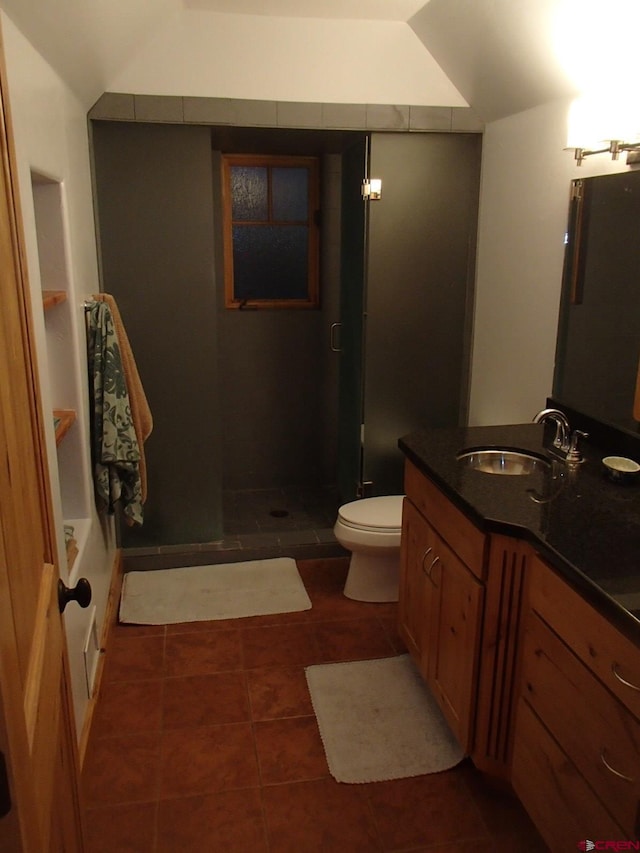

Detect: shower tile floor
[222, 485, 342, 552]
[123, 486, 345, 574]
[81, 557, 547, 852]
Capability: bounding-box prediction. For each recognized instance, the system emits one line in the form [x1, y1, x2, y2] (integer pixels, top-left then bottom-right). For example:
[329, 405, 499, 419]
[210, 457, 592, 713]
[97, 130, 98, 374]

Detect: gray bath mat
[305, 654, 464, 783]
[119, 557, 311, 624]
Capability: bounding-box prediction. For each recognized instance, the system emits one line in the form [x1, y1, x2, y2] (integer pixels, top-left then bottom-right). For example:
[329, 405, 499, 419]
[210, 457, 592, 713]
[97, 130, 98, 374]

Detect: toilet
[333, 495, 405, 602]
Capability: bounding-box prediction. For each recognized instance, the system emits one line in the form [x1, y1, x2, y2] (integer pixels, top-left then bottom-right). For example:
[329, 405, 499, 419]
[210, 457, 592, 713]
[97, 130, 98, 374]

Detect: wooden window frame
[221, 153, 320, 310]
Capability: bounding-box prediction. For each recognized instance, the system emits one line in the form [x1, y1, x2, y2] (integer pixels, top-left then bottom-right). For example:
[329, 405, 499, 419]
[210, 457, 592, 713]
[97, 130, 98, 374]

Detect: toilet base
[343, 551, 399, 602]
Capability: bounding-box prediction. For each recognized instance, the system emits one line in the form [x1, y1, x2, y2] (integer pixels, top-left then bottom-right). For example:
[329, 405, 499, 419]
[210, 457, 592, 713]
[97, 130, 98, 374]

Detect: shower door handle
[330, 322, 342, 352]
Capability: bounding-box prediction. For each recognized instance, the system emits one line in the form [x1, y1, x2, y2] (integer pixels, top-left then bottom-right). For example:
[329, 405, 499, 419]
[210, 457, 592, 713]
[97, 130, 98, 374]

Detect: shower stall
[91, 119, 481, 553]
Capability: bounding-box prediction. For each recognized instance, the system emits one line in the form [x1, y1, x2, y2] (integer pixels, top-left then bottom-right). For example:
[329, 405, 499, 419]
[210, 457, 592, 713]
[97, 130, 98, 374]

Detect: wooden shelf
[66, 537, 78, 572]
[64, 518, 90, 576]
[42, 290, 67, 310]
[53, 409, 76, 445]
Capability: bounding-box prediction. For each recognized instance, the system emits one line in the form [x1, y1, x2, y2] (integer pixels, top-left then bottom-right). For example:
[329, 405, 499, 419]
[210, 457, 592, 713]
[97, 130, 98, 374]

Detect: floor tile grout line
[257, 784, 272, 853]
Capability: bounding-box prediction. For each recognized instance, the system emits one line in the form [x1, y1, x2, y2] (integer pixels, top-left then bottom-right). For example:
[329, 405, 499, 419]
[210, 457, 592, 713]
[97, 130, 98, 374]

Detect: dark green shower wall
[91, 121, 222, 547]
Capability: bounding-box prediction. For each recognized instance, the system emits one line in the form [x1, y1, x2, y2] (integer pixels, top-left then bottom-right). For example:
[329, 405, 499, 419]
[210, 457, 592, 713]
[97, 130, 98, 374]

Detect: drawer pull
[600, 749, 634, 783]
[420, 547, 433, 574]
[611, 663, 640, 692]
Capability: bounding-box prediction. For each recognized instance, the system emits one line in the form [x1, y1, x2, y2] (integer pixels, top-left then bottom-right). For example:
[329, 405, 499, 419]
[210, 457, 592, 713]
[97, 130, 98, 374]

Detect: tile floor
[82, 557, 547, 852]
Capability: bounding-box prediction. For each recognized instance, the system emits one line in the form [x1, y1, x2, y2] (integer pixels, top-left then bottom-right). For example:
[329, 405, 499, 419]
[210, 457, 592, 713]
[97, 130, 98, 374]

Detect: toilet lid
[338, 495, 404, 531]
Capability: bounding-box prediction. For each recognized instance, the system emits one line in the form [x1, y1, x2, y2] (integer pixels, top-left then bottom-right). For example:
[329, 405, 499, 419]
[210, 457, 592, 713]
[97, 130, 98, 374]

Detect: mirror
[553, 169, 640, 437]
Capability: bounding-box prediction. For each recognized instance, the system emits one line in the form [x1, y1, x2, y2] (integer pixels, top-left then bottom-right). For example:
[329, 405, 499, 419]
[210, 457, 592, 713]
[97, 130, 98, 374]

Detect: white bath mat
[119, 557, 312, 624]
[305, 654, 464, 783]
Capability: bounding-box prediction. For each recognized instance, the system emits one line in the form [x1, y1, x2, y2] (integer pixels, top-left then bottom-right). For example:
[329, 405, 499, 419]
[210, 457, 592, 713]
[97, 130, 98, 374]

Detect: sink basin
[457, 448, 552, 476]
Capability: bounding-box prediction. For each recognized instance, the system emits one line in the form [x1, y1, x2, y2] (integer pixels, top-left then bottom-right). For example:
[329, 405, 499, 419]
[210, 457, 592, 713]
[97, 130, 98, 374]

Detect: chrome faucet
[532, 407, 588, 464]
[533, 408, 571, 451]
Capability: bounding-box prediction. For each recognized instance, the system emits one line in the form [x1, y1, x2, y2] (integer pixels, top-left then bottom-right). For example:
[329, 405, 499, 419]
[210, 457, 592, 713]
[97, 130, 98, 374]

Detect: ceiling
[0, 0, 579, 122]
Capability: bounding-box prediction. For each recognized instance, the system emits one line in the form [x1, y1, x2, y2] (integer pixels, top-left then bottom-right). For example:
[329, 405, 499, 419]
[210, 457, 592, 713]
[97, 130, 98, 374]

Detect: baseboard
[78, 548, 123, 768]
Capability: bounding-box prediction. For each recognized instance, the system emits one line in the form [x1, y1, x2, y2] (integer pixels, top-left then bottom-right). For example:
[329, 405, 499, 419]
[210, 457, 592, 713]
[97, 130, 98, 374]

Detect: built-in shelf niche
[31, 169, 90, 542]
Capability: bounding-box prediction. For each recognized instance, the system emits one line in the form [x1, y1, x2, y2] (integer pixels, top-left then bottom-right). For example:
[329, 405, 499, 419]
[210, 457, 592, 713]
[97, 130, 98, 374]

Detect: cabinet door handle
[329, 322, 341, 352]
[420, 547, 433, 574]
[426, 555, 440, 582]
[611, 663, 640, 692]
[600, 749, 634, 783]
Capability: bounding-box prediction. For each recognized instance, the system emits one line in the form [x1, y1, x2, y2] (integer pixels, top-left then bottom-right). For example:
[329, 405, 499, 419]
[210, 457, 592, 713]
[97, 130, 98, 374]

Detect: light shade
[567, 94, 640, 150]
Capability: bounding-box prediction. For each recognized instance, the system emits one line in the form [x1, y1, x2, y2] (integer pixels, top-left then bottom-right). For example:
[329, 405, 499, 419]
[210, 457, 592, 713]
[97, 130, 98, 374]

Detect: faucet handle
[566, 429, 588, 463]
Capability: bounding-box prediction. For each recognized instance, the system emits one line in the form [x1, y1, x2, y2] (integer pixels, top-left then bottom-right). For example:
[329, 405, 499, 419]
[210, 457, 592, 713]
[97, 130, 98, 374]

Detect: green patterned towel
[87, 302, 143, 525]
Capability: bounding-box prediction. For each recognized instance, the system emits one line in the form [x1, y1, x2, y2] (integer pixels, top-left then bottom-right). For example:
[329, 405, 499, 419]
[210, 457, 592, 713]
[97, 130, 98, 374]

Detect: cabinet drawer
[529, 555, 640, 720]
[512, 699, 624, 851]
[404, 460, 486, 579]
[521, 610, 640, 835]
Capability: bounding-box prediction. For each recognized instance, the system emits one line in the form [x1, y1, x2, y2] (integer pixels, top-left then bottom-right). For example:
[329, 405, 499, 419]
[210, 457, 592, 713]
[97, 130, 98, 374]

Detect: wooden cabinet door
[428, 539, 484, 753]
[0, 29, 84, 853]
[512, 700, 624, 849]
[398, 498, 435, 680]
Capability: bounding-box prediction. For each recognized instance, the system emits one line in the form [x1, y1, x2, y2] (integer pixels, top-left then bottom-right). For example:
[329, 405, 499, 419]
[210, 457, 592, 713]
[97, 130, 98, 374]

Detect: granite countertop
[399, 422, 640, 646]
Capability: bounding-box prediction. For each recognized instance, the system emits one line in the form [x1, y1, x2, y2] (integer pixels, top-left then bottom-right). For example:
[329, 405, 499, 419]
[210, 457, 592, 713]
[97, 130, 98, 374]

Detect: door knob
[58, 577, 92, 613]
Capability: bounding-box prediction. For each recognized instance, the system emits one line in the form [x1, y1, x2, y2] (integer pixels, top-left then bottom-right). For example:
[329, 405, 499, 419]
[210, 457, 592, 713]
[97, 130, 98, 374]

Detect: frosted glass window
[233, 226, 309, 300]
[230, 166, 268, 221]
[272, 168, 308, 221]
[222, 154, 320, 309]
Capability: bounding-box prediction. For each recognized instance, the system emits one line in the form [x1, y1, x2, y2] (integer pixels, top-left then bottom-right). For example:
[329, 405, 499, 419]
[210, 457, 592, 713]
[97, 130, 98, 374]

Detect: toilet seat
[337, 495, 404, 533]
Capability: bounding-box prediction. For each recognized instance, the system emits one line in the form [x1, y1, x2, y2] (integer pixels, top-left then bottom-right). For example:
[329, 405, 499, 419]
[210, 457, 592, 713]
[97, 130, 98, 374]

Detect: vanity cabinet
[399, 460, 485, 752]
[512, 555, 640, 847]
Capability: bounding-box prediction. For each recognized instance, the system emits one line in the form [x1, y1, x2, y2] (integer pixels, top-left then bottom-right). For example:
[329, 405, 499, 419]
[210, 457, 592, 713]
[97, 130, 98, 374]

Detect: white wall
[107, 10, 466, 107]
[469, 95, 629, 426]
[1, 12, 117, 739]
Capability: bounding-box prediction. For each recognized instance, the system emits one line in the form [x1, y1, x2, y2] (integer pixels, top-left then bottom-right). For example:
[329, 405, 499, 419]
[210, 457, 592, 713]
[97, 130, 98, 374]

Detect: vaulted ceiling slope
[0, 0, 181, 105]
[0, 0, 578, 121]
[409, 0, 578, 122]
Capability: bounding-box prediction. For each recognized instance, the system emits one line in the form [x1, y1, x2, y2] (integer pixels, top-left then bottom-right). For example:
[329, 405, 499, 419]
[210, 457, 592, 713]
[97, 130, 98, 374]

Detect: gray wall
[91, 121, 222, 546]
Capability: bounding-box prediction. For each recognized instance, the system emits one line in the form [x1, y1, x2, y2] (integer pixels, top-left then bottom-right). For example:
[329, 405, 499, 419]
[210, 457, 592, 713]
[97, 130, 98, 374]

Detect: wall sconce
[361, 178, 382, 200]
[572, 140, 640, 166]
[567, 95, 640, 166]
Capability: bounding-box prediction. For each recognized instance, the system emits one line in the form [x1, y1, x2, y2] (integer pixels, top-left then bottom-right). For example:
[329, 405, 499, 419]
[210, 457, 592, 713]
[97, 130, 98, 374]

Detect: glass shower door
[361, 132, 482, 496]
[337, 136, 369, 502]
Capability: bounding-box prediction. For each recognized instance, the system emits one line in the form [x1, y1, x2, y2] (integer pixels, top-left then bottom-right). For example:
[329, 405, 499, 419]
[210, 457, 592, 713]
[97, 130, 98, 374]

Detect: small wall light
[361, 178, 382, 200]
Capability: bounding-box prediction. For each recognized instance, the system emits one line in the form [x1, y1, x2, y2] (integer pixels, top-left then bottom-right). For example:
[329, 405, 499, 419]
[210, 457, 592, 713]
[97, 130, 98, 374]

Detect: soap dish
[602, 456, 640, 484]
